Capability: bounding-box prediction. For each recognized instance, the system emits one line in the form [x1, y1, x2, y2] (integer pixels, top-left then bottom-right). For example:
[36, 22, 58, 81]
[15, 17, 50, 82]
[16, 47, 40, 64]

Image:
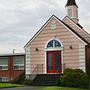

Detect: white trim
[44, 51, 47, 74]
[25, 47, 31, 75]
[0, 65, 8, 70]
[44, 38, 63, 48]
[63, 16, 90, 40]
[14, 65, 24, 70]
[1, 77, 9, 82]
[66, 5, 78, 20]
[25, 15, 87, 48]
[14, 64, 24, 66]
[61, 49, 64, 73]
[44, 48, 63, 52]
[79, 43, 86, 72]
[25, 16, 55, 48]
[69, 17, 78, 19]
[0, 65, 8, 66]
[44, 38, 64, 74]
[44, 50, 64, 74]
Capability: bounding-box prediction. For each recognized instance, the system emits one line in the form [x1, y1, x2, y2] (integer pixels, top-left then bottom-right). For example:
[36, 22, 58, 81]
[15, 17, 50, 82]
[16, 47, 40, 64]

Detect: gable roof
[24, 15, 89, 48]
[62, 16, 90, 44]
[24, 15, 56, 48]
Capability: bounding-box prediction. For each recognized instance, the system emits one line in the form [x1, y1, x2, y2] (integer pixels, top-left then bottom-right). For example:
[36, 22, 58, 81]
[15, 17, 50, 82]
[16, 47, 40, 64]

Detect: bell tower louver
[65, 0, 79, 23]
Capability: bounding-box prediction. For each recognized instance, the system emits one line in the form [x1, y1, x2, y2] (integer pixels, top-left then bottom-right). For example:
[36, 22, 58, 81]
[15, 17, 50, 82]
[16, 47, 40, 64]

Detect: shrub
[60, 69, 89, 88]
[10, 71, 32, 85]
[11, 72, 25, 84]
[23, 79, 32, 85]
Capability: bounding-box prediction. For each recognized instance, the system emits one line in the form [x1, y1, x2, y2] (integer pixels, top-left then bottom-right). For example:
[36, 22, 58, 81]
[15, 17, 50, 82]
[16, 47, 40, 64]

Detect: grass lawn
[0, 83, 22, 88]
[40, 87, 88, 90]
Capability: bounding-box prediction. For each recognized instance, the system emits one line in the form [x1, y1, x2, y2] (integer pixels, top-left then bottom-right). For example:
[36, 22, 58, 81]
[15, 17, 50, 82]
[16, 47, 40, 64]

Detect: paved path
[0, 88, 16, 90]
[0, 86, 39, 90]
[17, 86, 38, 90]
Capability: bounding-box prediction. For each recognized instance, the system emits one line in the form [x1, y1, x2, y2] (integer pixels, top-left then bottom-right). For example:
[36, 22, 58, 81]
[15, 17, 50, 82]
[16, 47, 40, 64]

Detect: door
[47, 51, 62, 73]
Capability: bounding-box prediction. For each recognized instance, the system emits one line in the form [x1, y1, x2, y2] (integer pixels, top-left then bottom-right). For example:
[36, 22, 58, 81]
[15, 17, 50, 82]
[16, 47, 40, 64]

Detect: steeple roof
[65, 0, 78, 7]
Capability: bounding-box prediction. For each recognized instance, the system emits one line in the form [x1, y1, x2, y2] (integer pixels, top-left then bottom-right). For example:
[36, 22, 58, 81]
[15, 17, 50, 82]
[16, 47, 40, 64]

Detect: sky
[0, 0, 90, 53]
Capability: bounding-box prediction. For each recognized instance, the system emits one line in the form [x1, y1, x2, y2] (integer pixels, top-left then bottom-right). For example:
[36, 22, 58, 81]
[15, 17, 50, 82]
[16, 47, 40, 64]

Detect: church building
[25, 0, 90, 82]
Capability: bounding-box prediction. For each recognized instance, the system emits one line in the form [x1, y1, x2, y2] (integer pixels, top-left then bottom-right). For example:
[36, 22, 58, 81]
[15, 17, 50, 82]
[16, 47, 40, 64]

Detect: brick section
[0, 54, 25, 81]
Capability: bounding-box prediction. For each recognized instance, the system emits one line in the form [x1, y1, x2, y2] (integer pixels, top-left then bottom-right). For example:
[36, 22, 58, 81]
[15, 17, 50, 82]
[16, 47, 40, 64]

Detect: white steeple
[65, 0, 79, 23]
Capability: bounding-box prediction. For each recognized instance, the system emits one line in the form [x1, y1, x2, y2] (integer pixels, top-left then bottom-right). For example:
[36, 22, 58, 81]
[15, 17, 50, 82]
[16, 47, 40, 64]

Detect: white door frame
[44, 38, 64, 74]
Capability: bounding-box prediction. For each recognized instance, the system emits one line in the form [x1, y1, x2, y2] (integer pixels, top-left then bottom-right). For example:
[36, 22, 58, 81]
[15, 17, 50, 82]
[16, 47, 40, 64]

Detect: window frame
[0, 77, 9, 82]
[68, 9, 72, 17]
[14, 64, 24, 70]
[0, 65, 8, 70]
[47, 40, 61, 48]
[13, 56, 24, 70]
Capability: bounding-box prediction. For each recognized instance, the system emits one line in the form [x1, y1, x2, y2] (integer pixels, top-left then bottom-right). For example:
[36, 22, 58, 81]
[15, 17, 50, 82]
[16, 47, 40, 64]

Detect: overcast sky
[0, 0, 90, 53]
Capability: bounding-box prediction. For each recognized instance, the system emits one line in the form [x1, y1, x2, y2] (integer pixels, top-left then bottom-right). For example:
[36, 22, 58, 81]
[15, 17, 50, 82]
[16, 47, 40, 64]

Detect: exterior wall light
[70, 45, 73, 49]
[36, 48, 39, 51]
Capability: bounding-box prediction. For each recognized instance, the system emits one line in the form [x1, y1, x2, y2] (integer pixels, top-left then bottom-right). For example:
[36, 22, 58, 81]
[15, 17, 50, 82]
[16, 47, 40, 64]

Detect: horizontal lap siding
[63, 18, 86, 72]
[79, 43, 86, 72]
[63, 46, 79, 69]
[63, 18, 90, 43]
[28, 18, 82, 73]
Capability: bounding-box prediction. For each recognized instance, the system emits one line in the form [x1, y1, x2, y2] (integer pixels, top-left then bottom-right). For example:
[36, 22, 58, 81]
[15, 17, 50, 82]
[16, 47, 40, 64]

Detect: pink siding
[27, 18, 83, 73]
[63, 17, 90, 43]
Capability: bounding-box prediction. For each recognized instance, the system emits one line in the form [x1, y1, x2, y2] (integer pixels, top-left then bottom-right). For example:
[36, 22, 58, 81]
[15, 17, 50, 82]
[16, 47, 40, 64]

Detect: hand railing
[32, 64, 43, 74]
[29, 64, 43, 80]
[29, 64, 65, 80]
[56, 64, 66, 74]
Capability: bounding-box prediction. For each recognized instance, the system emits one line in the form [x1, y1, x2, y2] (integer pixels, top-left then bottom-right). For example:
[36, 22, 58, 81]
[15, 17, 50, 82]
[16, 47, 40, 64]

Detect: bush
[10, 71, 32, 85]
[23, 79, 32, 85]
[11, 72, 25, 84]
[60, 69, 89, 88]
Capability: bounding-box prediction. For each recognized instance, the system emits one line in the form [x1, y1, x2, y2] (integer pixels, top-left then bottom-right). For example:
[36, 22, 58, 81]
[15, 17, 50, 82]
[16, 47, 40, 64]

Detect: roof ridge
[61, 21, 88, 44]
[25, 15, 88, 48]
[24, 15, 58, 47]
[62, 16, 90, 38]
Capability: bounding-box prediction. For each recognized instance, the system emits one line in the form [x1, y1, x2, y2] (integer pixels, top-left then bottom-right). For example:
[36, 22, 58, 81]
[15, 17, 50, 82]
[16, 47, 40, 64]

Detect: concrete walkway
[0, 88, 16, 90]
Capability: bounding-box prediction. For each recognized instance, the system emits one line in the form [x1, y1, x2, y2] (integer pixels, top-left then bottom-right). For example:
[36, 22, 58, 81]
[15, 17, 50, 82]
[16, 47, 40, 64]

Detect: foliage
[11, 72, 25, 84]
[10, 72, 32, 85]
[23, 78, 32, 85]
[60, 69, 89, 89]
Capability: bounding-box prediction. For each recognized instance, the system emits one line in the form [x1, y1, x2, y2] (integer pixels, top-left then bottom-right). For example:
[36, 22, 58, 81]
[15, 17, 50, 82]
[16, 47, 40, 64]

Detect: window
[0, 77, 2, 82]
[0, 57, 8, 70]
[2, 77, 9, 82]
[55, 40, 61, 47]
[0, 65, 8, 70]
[48, 54, 53, 70]
[47, 40, 61, 48]
[0, 77, 9, 82]
[56, 52, 61, 71]
[47, 40, 53, 48]
[14, 65, 24, 70]
[76, 9, 78, 18]
[13, 56, 24, 70]
[68, 9, 72, 17]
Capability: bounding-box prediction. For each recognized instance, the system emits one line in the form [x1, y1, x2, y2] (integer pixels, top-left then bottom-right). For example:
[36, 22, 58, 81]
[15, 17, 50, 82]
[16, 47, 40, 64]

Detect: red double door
[47, 51, 62, 73]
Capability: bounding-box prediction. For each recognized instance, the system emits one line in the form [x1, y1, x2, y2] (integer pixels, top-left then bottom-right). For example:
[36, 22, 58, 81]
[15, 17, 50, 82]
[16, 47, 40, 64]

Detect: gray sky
[0, 0, 90, 53]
